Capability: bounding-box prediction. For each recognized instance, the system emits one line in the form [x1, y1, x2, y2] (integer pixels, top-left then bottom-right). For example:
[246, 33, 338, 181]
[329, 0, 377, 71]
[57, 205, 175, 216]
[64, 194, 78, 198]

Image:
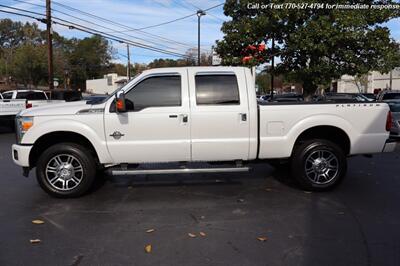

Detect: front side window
[195, 74, 240, 105]
[125, 75, 181, 111]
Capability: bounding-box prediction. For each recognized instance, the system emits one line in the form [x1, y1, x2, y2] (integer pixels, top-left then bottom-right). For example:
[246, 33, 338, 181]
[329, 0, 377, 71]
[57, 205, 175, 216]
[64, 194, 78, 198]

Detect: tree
[216, 0, 400, 97]
[256, 71, 271, 93]
[12, 44, 47, 88]
[67, 35, 112, 89]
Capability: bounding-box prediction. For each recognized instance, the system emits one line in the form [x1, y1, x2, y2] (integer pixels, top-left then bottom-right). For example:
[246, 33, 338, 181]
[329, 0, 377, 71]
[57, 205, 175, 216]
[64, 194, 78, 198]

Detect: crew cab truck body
[11, 67, 398, 197]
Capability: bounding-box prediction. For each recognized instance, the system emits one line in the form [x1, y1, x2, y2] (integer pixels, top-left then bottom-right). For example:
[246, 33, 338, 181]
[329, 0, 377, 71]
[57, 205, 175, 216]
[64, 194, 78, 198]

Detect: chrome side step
[110, 167, 250, 176]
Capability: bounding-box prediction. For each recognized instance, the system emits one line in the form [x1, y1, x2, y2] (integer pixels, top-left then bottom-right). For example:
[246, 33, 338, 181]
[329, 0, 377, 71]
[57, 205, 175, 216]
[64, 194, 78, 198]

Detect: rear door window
[195, 74, 240, 105]
[16, 91, 47, 100]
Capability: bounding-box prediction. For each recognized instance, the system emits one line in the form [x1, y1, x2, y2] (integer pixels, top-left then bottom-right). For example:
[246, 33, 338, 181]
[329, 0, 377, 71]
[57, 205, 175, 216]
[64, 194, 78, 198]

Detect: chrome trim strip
[111, 167, 250, 175]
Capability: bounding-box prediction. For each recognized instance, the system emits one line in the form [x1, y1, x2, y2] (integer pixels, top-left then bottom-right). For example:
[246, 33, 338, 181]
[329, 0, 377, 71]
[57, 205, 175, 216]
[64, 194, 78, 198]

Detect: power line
[139, 2, 224, 30]
[140, 3, 224, 30]
[180, 0, 225, 22]
[0, 8, 44, 21]
[51, 20, 191, 58]
[26, 0, 197, 50]
[0, 6, 191, 59]
[11, 0, 190, 54]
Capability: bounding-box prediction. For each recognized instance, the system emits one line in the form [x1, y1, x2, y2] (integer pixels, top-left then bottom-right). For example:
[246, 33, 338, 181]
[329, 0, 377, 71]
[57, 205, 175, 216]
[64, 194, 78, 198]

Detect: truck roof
[3, 89, 45, 94]
[142, 66, 248, 73]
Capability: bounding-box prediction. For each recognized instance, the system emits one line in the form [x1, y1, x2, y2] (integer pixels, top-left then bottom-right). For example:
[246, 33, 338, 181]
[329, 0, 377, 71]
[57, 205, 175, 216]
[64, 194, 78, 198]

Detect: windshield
[388, 102, 400, 112]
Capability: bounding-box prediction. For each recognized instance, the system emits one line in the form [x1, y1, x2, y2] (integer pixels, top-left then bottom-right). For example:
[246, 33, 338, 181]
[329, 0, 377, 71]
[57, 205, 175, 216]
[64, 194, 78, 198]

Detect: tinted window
[2, 92, 13, 99]
[383, 93, 400, 100]
[195, 74, 239, 105]
[16, 91, 47, 100]
[125, 75, 181, 111]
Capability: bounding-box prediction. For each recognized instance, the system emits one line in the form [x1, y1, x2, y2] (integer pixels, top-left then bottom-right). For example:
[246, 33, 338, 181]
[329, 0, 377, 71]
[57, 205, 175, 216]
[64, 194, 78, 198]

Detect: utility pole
[270, 38, 275, 99]
[46, 0, 54, 90]
[197, 10, 205, 66]
[389, 69, 393, 90]
[127, 44, 131, 80]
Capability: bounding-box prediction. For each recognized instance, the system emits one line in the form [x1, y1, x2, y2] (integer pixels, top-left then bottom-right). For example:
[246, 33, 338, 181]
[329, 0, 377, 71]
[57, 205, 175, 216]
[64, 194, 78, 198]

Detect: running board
[109, 167, 250, 176]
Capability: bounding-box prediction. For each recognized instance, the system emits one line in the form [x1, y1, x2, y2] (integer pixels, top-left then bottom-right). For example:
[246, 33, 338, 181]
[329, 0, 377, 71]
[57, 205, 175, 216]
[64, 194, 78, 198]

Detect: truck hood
[19, 101, 105, 116]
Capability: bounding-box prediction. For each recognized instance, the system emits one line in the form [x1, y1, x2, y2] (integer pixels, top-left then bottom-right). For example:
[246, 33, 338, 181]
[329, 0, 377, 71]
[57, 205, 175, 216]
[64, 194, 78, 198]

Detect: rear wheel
[290, 139, 347, 191]
[36, 143, 97, 198]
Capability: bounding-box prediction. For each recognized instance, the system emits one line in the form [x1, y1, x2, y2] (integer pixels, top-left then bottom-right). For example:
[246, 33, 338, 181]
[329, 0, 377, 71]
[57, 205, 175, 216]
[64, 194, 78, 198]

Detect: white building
[334, 68, 400, 93]
[86, 73, 128, 95]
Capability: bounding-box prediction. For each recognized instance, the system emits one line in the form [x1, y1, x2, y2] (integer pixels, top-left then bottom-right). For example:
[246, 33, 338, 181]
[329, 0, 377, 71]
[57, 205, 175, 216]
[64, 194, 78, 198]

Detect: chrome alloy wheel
[45, 154, 84, 191]
[304, 150, 339, 185]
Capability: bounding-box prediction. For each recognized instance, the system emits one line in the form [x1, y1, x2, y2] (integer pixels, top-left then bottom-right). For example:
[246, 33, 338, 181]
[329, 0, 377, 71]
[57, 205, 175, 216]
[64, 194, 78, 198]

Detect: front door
[104, 69, 190, 163]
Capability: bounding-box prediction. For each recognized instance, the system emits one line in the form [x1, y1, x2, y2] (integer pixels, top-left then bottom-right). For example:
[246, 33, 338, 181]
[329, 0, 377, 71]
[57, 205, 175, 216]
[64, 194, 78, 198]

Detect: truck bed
[257, 101, 390, 158]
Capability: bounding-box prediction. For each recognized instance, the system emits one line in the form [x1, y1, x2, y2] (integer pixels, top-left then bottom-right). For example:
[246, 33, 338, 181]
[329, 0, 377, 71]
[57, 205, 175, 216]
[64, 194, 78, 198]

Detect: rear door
[187, 68, 250, 161]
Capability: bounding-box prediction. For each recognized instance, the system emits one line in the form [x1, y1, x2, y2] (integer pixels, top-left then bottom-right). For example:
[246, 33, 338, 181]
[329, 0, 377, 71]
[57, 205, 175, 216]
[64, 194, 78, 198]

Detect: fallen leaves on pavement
[199, 232, 206, 237]
[146, 229, 155, 233]
[188, 233, 197, 238]
[30, 239, 41, 244]
[32, 219, 45, 225]
[257, 237, 268, 242]
[145, 244, 152, 253]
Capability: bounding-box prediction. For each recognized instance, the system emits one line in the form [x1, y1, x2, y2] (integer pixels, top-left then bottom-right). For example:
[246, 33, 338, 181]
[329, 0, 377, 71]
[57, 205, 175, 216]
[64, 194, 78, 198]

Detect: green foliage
[0, 19, 113, 89]
[12, 44, 47, 87]
[256, 71, 271, 93]
[216, 0, 400, 95]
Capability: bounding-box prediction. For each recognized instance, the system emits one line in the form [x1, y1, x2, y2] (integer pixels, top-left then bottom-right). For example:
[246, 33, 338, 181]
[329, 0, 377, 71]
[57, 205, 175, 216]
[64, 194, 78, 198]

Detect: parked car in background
[387, 100, 400, 138]
[47, 90, 82, 102]
[315, 93, 372, 103]
[361, 93, 376, 101]
[377, 90, 400, 101]
[82, 94, 108, 104]
[268, 93, 304, 102]
[2, 90, 65, 108]
[0, 92, 27, 129]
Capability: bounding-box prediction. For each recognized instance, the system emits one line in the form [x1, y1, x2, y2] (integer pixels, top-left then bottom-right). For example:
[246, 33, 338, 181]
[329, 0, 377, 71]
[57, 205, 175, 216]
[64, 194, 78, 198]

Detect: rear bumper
[12, 144, 32, 167]
[382, 137, 400, 153]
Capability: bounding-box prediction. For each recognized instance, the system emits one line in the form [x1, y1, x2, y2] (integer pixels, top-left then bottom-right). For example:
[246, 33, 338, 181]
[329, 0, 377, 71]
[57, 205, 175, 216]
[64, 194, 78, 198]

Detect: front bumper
[12, 144, 32, 167]
[382, 137, 400, 153]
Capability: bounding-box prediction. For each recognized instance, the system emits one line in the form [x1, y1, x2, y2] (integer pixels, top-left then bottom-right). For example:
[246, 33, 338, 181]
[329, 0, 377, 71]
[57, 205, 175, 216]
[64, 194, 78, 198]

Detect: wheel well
[29, 131, 99, 168]
[294, 126, 351, 155]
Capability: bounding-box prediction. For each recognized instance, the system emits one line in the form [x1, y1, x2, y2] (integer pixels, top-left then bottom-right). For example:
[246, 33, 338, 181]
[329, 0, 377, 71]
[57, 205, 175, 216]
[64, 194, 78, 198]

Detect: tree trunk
[302, 81, 318, 102]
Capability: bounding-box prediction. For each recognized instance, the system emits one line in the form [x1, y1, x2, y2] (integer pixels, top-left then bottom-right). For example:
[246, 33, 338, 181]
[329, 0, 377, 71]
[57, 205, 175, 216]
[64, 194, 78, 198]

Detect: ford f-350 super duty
[11, 67, 398, 197]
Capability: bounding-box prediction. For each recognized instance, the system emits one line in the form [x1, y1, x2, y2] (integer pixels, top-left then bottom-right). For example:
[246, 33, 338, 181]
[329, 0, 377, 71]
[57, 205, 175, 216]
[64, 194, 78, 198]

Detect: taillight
[26, 102, 32, 109]
[386, 111, 392, 131]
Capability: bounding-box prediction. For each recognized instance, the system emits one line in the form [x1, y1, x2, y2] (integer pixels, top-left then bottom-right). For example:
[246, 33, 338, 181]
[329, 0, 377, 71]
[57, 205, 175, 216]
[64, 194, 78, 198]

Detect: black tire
[290, 139, 347, 191]
[36, 143, 97, 198]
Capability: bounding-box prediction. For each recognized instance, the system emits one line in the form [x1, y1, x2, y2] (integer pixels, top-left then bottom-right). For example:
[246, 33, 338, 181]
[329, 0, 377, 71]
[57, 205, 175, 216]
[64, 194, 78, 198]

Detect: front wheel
[290, 139, 347, 191]
[36, 143, 97, 198]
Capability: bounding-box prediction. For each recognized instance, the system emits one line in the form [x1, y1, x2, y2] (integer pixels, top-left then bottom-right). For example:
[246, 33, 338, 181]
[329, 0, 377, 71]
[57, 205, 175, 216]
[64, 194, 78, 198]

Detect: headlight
[16, 116, 34, 144]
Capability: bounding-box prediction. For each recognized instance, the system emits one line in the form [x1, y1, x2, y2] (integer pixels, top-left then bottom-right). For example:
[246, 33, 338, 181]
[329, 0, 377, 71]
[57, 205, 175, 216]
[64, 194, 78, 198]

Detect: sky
[1, 0, 400, 66]
[0, 0, 227, 64]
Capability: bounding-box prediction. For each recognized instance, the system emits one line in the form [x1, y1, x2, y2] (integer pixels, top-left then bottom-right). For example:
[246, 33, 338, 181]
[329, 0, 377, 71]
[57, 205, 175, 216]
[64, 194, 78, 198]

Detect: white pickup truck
[11, 67, 398, 197]
[0, 92, 27, 128]
[1, 89, 65, 108]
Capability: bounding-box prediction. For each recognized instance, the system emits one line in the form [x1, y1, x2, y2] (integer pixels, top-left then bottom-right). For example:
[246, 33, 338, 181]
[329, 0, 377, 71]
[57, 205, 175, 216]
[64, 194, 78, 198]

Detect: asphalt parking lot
[0, 126, 399, 266]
